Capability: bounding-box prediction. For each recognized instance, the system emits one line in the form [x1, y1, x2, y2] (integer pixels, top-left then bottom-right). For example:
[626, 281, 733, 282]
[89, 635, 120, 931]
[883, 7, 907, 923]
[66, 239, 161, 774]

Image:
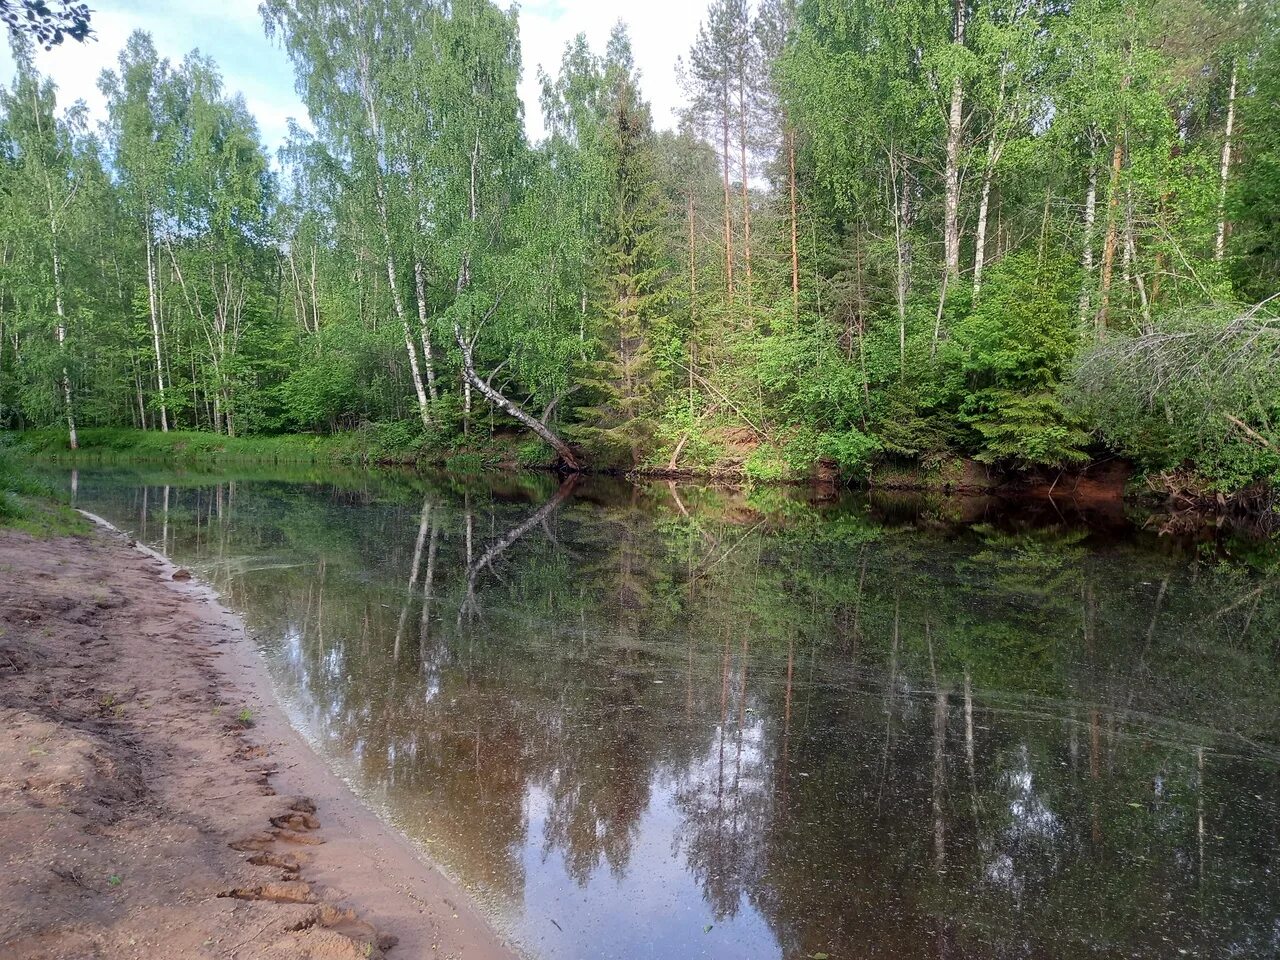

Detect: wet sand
[0, 517, 517, 960]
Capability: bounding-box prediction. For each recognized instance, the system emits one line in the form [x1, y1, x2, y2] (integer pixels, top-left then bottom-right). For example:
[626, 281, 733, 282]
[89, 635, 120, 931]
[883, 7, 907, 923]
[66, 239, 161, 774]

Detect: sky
[0, 0, 709, 157]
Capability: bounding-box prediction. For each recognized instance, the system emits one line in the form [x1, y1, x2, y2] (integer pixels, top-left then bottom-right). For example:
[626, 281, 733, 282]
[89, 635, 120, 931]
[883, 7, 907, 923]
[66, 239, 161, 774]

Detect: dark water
[57, 466, 1280, 960]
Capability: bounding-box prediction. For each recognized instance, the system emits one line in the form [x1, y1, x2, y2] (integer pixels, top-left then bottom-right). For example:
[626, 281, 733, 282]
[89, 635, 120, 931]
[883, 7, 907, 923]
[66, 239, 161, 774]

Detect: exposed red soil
[0, 521, 517, 960]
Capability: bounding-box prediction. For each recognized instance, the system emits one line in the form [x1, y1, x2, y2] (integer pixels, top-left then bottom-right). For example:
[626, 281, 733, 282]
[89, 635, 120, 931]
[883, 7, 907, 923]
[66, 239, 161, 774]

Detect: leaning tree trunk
[452, 320, 580, 471]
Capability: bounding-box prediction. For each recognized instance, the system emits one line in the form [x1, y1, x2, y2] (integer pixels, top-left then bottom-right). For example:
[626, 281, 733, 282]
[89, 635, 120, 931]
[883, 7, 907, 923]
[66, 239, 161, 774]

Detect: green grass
[4, 424, 568, 473]
[6, 426, 424, 467]
[0, 445, 88, 537]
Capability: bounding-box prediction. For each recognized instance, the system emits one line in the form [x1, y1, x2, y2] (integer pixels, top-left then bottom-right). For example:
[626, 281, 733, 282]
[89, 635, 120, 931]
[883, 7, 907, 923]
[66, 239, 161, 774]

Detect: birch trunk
[356, 51, 430, 429]
[1123, 197, 1152, 326]
[1215, 54, 1239, 262]
[380, 216, 430, 430]
[942, 0, 966, 282]
[1079, 163, 1098, 324]
[51, 228, 77, 450]
[145, 224, 169, 432]
[972, 163, 994, 298]
[973, 76, 1008, 299]
[413, 258, 439, 404]
[889, 150, 913, 368]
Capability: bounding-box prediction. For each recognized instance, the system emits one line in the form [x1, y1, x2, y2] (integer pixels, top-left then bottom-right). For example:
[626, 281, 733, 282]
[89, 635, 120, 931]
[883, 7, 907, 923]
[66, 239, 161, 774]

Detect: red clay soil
[1010, 459, 1133, 503]
[0, 521, 517, 960]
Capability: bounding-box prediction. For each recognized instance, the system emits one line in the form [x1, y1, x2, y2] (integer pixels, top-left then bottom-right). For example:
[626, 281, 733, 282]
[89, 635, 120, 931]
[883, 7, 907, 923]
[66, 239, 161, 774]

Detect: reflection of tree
[459, 476, 578, 621]
[80, 470, 1280, 960]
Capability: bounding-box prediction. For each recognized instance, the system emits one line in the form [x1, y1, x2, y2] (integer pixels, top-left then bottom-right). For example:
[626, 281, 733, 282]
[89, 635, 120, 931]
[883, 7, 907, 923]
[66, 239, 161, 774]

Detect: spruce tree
[574, 28, 675, 467]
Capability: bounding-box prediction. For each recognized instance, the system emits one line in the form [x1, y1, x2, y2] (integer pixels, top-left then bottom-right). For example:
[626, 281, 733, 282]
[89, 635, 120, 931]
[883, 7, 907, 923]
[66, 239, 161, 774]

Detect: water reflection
[64, 468, 1280, 960]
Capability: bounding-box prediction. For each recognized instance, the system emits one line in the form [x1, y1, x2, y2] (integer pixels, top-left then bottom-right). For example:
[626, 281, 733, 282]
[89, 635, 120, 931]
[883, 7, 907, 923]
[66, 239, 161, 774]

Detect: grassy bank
[5, 426, 426, 468]
[4, 424, 584, 472]
[0, 447, 87, 536]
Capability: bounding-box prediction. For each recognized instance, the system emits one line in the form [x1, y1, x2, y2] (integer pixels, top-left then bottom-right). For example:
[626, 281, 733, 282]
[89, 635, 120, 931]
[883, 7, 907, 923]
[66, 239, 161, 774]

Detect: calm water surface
[59, 466, 1280, 960]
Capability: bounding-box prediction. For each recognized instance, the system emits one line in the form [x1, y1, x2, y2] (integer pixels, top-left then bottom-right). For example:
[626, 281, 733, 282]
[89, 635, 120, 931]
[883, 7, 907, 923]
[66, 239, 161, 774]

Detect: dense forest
[1, 0, 1279, 491]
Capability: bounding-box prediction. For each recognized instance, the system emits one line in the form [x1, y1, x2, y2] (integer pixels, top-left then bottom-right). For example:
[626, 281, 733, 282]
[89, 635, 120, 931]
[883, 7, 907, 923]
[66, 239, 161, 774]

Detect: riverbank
[8, 427, 1277, 529]
[0, 517, 516, 960]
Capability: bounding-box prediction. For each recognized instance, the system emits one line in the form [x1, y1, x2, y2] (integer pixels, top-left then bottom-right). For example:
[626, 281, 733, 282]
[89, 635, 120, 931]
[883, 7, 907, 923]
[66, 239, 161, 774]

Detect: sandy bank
[0, 519, 517, 960]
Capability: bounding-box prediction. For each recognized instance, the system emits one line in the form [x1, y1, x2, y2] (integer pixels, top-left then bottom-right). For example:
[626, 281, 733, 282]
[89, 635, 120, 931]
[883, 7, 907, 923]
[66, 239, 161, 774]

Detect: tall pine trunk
[721, 75, 735, 304]
[1097, 133, 1126, 335]
[688, 189, 697, 327]
[738, 58, 752, 311]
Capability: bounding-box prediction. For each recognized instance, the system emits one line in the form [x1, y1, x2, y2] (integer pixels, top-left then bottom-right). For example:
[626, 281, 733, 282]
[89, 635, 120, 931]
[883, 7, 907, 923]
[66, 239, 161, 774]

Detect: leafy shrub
[946, 253, 1090, 468]
[817, 427, 881, 476]
[742, 444, 790, 483]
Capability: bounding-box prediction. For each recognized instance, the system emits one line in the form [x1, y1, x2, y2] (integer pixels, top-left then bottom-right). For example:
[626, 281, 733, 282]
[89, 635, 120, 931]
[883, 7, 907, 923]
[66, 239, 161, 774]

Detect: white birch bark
[1215, 55, 1239, 262]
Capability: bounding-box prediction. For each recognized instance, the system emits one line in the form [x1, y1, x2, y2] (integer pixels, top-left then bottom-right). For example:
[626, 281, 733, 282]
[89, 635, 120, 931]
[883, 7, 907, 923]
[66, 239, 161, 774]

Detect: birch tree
[0, 38, 85, 447]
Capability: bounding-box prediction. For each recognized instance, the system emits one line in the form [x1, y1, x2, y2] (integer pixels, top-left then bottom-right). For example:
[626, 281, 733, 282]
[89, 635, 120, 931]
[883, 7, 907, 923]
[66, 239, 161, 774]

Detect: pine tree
[574, 29, 675, 467]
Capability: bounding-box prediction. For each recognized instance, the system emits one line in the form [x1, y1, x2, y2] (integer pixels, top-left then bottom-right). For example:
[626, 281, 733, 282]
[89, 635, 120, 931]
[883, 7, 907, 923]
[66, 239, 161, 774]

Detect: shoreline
[13, 431, 1271, 523]
[0, 515, 517, 960]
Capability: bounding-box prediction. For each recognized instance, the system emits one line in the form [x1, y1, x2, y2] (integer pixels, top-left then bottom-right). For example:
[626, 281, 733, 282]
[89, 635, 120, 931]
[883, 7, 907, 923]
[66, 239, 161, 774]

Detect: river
[55, 465, 1280, 960]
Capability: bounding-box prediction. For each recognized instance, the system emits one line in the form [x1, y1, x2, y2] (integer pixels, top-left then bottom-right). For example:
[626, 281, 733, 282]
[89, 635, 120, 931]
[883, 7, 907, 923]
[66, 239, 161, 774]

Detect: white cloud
[0, 0, 708, 153]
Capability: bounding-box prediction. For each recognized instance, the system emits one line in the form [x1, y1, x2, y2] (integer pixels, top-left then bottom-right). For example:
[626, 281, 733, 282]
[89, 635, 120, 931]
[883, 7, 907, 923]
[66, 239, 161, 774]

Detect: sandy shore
[0, 518, 518, 960]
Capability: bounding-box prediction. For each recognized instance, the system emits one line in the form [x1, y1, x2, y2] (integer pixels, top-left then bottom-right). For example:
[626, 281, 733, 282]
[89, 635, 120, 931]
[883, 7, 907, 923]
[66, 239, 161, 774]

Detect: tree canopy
[1, 0, 1276, 493]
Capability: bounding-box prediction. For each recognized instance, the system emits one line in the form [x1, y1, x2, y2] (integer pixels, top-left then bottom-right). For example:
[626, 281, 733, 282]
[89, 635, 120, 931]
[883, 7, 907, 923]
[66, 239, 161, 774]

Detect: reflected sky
[60, 467, 1280, 960]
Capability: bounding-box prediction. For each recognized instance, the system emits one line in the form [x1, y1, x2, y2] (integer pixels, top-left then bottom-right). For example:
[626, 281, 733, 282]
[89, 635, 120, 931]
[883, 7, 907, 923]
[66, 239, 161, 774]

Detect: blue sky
[0, 0, 708, 155]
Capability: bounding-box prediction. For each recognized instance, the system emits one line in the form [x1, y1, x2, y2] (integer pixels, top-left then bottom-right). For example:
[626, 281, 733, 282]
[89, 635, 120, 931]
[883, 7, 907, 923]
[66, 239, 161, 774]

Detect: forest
[1, 0, 1279, 492]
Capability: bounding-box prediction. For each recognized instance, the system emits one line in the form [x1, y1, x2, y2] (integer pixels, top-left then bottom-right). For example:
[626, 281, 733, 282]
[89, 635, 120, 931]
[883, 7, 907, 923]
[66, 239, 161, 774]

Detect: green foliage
[947, 254, 1091, 467]
[0, 0, 1275, 494]
[1231, 0, 1280, 300]
[742, 443, 790, 484]
[0, 441, 85, 534]
[817, 428, 880, 474]
[1073, 302, 1280, 490]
